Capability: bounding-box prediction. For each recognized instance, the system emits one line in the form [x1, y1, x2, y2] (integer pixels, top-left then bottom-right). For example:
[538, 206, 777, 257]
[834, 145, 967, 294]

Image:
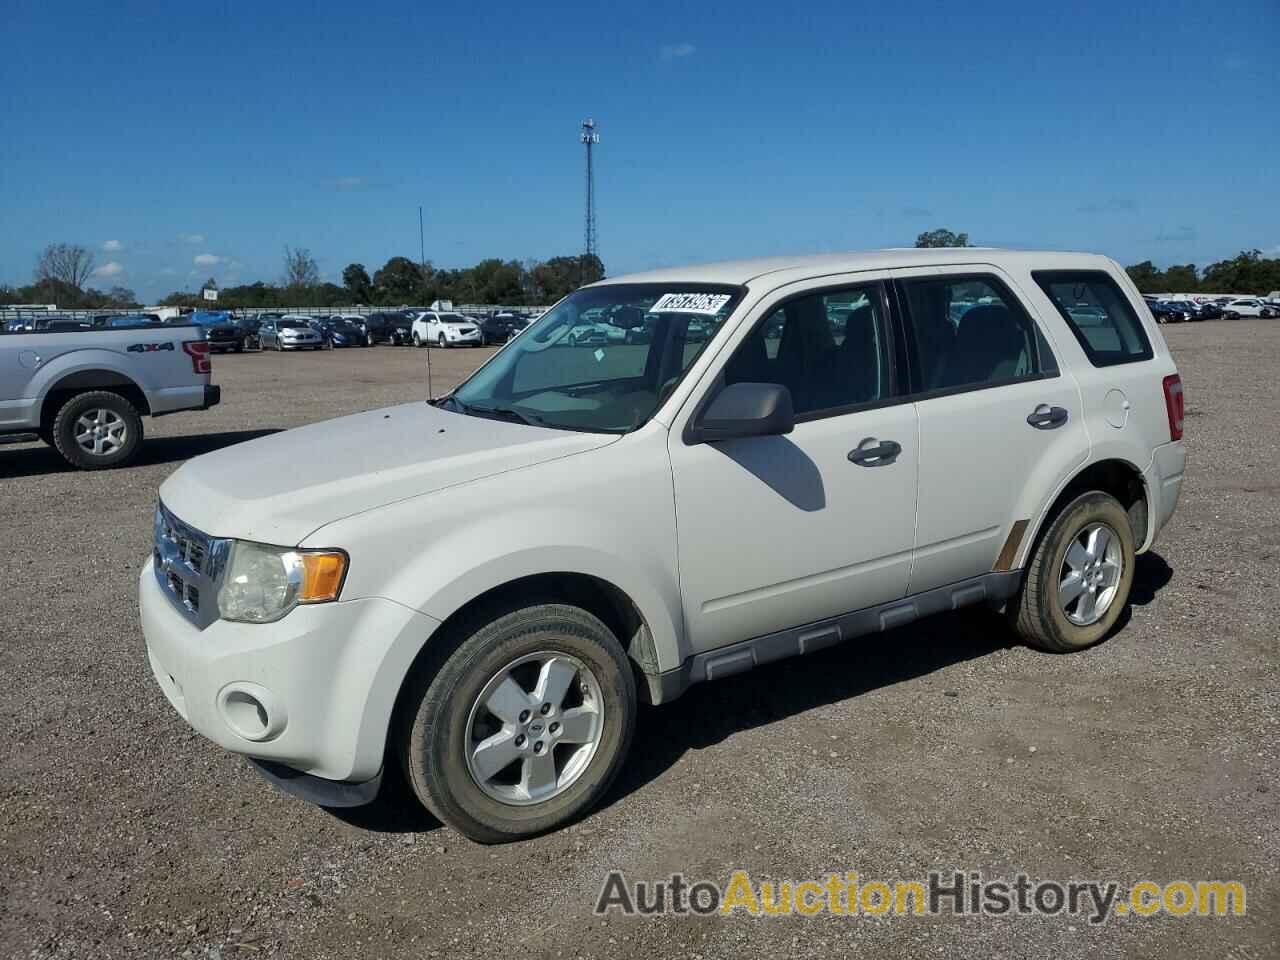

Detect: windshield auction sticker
[649, 293, 732, 315]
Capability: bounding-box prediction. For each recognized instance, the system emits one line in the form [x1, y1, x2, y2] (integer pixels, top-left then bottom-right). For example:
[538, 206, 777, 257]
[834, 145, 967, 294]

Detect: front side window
[1033, 270, 1153, 367]
[722, 284, 893, 417]
[898, 275, 1056, 392]
[450, 283, 743, 433]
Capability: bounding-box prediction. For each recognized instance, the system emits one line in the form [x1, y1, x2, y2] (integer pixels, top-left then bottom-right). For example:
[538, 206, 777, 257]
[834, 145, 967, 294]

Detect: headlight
[217, 541, 348, 623]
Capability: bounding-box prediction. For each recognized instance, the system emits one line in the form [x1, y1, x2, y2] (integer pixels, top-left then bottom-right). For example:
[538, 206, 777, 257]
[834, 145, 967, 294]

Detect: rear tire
[438, 334, 448, 349]
[413, 332, 423, 348]
[399, 602, 637, 843]
[1010, 492, 1135, 652]
[51, 391, 143, 470]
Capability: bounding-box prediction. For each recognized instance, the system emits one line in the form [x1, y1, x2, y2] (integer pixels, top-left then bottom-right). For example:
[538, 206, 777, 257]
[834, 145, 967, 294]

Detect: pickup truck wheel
[400, 603, 637, 843]
[1010, 491, 1135, 653]
[52, 391, 143, 470]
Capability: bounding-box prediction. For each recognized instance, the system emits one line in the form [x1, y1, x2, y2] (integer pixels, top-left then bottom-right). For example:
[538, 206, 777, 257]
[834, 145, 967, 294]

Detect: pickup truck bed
[0, 324, 220, 469]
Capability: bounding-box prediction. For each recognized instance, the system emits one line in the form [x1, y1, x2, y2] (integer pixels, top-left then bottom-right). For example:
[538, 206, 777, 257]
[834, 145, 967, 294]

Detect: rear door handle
[1026, 404, 1069, 429]
[848, 438, 902, 466]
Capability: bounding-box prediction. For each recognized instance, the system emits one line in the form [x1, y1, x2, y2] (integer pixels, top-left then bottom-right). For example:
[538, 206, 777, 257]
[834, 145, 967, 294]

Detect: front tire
[52, 390, 143, 470]
[438, 333, 448, 349]
[399, 603, 637, 843]
[1010, 492, 1136, 652]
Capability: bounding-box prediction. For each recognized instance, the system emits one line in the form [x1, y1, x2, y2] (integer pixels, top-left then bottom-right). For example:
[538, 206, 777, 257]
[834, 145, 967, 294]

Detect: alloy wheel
[464, 651, 604, 806]
[1058, 522, 1124, 626]
[74, 408, 128, 457]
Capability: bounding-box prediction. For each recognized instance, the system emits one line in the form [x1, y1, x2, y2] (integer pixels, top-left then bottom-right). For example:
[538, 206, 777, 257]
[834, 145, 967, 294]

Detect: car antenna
[420, 204, 435, 399]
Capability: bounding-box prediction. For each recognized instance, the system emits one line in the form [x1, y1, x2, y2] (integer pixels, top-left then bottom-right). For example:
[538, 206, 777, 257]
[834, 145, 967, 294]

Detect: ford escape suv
[140, 250, 1185, 842]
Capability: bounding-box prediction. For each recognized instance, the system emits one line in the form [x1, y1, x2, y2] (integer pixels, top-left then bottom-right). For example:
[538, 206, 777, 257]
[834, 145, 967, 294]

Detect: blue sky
[1, 0, 1276, 302]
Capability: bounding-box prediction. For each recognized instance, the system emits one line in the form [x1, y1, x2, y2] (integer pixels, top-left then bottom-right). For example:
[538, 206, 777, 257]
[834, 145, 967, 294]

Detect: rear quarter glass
[1032, 270, 1154, 367]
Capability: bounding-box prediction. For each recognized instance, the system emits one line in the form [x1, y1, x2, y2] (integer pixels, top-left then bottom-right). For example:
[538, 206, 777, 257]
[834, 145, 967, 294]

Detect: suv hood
[159, 402, 618, 545]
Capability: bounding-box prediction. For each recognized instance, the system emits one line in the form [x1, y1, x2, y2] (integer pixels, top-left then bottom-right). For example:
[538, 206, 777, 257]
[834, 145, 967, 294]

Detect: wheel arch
[1017, 457, 1148, 571]
[385, 571, 659, 765]
[40, 369, 151, 431]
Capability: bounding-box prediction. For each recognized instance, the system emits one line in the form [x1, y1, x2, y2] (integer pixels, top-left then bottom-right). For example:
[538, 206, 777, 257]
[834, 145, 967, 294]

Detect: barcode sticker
[649, 293, 732, 315]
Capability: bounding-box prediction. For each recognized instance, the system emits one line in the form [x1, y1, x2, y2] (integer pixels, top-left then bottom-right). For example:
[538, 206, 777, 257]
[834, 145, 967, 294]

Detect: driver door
[668, 274, 919, 654]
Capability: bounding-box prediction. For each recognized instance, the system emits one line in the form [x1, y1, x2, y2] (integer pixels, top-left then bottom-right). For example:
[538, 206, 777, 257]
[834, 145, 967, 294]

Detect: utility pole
[580, 118, 599, 287]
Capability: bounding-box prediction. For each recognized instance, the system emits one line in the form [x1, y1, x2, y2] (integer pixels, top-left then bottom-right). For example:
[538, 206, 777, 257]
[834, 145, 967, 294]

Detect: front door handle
[1026, 404, 1069, 429]
[848, 438, 902, 466]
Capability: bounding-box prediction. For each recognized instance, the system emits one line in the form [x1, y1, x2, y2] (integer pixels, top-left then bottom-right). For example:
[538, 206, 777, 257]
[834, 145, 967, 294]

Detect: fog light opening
[218, 684, 286, 743]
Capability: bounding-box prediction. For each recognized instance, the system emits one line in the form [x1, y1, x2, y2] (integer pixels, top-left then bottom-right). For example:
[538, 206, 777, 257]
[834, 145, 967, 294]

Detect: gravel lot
[1, 324, 1276, 959]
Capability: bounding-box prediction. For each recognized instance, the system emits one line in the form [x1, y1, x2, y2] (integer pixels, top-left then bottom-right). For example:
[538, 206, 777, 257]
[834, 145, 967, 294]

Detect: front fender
[304, 424, 688, 674]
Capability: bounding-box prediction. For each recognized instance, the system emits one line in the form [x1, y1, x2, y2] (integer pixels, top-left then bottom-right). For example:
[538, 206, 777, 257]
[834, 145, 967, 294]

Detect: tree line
[5, 235, 1278, 311]
[0, 243, 606, 310]
[1123, 250, 1280, 295]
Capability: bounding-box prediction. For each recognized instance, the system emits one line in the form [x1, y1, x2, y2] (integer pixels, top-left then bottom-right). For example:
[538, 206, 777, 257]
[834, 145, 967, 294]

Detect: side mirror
[690, 382, 794, 443]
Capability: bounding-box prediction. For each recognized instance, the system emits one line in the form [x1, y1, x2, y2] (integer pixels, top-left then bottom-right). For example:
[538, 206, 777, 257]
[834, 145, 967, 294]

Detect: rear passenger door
[893, 268, 1087, 593]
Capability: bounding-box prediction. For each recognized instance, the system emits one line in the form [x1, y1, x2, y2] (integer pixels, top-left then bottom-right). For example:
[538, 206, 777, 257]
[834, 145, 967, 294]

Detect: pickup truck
[0, 324, 220, 469]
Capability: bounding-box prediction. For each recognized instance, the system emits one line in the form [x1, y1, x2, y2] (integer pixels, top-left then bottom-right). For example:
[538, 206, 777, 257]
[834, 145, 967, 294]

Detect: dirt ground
[1, 324, 1276, 958]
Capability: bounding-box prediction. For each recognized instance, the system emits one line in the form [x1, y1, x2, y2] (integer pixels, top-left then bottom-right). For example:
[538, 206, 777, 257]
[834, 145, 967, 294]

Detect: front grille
[153, 503, 228, 629]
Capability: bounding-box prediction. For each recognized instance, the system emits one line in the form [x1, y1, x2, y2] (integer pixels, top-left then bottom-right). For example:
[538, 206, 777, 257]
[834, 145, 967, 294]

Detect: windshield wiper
[443, 396, 542, 427]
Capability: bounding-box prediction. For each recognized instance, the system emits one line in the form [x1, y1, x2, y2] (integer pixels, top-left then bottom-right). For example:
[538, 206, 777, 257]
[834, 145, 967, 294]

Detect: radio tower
[581, 118, 599, 263]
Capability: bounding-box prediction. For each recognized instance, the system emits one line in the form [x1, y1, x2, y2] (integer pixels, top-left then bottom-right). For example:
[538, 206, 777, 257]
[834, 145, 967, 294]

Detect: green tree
[106, 286, 138, 307]
[342, 263, 372, 302]
[529, 255, 604, 303]
[1201, 250, 1280, 294]
[372, 256, 424, 304]
[1124, 260, 1164, 293]
[1162, 264, 1199, 293]
[915, 228, 969, 248]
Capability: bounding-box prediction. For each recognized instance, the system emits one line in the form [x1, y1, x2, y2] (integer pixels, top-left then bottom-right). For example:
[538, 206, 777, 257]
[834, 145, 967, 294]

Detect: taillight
[183, 340, 212, 375]
[1162, 374, 1184, 441]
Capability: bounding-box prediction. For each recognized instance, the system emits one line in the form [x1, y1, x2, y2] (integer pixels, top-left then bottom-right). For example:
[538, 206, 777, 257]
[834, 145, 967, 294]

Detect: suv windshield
[449, 283, 742, 433]
[438, 314, 470, 324]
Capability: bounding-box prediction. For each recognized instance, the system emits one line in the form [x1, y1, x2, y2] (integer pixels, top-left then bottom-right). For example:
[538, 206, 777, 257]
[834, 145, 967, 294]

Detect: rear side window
[1033, 271, 1154, 367]
[896, 274, 1057, 394]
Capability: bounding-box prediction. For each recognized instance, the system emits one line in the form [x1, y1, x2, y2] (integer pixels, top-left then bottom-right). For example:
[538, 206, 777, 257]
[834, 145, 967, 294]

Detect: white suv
[411, 311, 483, 347]
[1222, 298, 1276, 319]
[140, 250, 1186, 842]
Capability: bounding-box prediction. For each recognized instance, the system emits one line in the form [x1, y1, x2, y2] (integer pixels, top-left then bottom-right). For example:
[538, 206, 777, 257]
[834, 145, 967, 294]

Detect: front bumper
[1142, 439, 1185, 550]
[140, 559, 442, 785]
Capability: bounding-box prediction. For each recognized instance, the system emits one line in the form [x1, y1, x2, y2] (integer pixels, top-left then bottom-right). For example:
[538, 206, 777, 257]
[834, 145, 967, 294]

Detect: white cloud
[102, 239, 123, 252]
[193, 253, 223, 266]
[179, 233, 206, 244]
[334, 176, 365, 189]
[93, 261, 125, 278]
[659, 42, 696, 60]
[158, 267, 178, 276]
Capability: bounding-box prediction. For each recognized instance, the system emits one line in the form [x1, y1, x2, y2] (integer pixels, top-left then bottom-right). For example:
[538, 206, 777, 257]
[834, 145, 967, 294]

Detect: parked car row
[1142, 294, 1278, 323]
